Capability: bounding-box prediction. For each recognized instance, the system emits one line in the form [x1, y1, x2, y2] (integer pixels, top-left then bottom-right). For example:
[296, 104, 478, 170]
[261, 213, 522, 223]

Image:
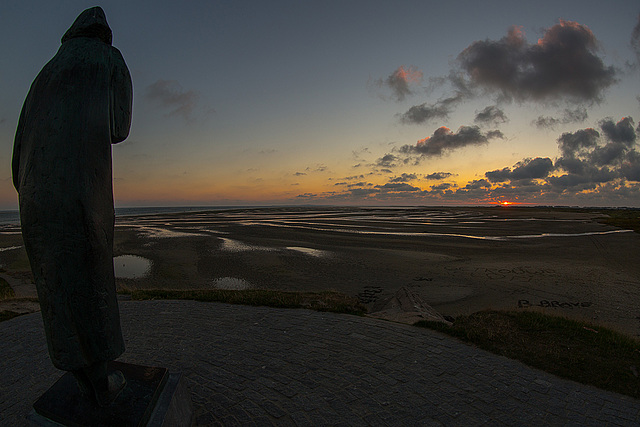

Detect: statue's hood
[61, 6, 112, 45]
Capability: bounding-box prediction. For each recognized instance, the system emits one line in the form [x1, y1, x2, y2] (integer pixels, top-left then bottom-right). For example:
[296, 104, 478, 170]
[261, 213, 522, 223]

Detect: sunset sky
[1, 0, 639, 209]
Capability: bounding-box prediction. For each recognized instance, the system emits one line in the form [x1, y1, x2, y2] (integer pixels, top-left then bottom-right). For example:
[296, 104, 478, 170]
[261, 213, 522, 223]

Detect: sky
[1, 0, 639, 209]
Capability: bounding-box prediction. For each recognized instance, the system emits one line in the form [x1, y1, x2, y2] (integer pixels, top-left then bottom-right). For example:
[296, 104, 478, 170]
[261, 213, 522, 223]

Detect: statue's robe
[12, 7, 132, 371]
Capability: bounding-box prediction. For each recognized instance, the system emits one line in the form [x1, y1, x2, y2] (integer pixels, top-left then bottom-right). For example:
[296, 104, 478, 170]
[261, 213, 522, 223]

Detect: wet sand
[1, 206, 639, 337]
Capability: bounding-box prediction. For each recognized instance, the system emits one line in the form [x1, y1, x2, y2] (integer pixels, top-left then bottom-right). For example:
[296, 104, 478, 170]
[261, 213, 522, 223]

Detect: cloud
[622, 150, 640, 181]
[398, 125, 503, 157]
[146, 80, 199, 120]
[305, 164, 328, 172]
[398, 94, 462, 125]
[557, 128, 600, 157]
[375, 182, 422, 192]
[457, 21, 617, 103]
[425, 172, 454, 180]
[388, 173, 418, 183]
[533, 108, 589, 129]
[294, 172, 307, 176]
[297, 116, 640, 206]
[553, 117, 638, 188]
[374, 66, 423, 101]
[600, 116, 637, 146]
[376, 154, 399, 167]
[485, 157, 554, 182]
[474, 106, 508, 125]
[430, 182, 452, 191]
[632, 14, 640, 60]
[463, 179, 492, 190]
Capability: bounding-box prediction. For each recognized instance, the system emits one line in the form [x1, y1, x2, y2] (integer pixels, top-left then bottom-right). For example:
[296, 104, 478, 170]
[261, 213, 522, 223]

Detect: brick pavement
[1, 300, 638, 426]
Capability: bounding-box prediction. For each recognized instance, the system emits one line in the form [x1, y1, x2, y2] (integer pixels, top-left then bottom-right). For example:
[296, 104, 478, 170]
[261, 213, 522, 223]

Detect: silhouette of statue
[12, 6, 132, 407]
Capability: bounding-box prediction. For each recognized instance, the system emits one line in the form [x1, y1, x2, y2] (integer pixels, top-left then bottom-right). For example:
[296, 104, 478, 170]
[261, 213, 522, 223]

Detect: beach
[1, 206, 639, 337]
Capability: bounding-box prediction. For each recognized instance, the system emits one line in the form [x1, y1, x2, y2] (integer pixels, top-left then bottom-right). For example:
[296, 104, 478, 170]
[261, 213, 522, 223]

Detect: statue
[12, 6, 132, 407]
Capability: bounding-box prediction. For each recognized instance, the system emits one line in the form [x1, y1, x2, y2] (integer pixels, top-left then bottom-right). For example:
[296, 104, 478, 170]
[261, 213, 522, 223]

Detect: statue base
[28, 361, 193, 426]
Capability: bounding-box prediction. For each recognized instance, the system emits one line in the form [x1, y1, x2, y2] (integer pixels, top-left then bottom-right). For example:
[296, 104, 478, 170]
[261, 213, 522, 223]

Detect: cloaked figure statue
[12, 7, 132, 407]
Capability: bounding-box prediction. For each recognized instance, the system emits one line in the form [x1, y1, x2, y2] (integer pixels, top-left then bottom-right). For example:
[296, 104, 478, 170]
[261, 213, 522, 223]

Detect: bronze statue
[12, 6, 132, 407]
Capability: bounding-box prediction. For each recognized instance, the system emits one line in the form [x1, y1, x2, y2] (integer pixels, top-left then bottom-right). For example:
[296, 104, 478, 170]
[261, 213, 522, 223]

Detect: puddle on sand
[286, 246, 329, 257]
[211, 277, 253, 290]
[218, 237, 274, 252]
[114, 255, 151, 279]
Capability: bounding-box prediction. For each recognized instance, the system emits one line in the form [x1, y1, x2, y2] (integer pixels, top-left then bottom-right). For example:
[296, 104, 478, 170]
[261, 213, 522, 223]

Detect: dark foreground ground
[1, 300, 638, 425]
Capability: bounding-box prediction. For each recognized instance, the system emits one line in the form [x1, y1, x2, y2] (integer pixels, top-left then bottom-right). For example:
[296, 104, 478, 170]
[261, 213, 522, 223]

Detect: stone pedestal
[28, 361, 193, 426]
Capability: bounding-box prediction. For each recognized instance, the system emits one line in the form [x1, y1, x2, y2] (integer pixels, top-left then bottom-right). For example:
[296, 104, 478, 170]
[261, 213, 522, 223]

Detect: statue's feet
[94, 370, 126, 407]
[72, 370, 94, 400]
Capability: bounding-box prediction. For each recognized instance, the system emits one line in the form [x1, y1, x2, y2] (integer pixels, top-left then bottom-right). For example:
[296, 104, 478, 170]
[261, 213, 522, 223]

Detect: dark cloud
[399, 126, 502, 157]
[430, 183, 452, 191]
[146, 80, 199, 120]
[306, 164, 328, 172]
[374, 66, 423, 101]
[349, 188, 379, 197]
[347, 181, 371, 188]
[486, 130, 505, 139]
[342, 175, 365, 180]
[600, 117, 637, 146]
[425, 172, 453, 180]
[375, 154, 398, 168]
[463, 179, 492, 190]
[294, 172, 307, 176]
[533, 116, 561, 129]
[557, 128, 600, 157]
[552, 117, 638, 189]
[547, 167, 617, 190]
[510, 158, 554, 180]
[563, 108, 589, 123]
[485, 167, 511, 183]
[474, 106, 508, 125]
[389, 173, 418, 183]
[535, 108, 590, 129]
[622, 150, 640, 181]
[398, 95, 462, 125]
[485, 157, 554, 182]
[589, 143, 628, 166]
[375, 182, 421, 192]
[632, 14, 640, 60]
[457, 21, 617, 103]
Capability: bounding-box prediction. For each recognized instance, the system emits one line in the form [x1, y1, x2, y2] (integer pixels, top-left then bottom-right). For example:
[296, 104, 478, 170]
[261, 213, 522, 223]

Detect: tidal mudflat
[1, 206, 638, 337]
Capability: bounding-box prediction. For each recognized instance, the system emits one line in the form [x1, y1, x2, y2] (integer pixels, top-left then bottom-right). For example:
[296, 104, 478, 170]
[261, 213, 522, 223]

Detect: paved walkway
[1, 300, 638, 426]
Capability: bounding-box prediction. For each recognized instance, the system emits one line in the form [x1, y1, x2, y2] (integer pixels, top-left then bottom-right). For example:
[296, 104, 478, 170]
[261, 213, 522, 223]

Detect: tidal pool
[113, 255, 151, 279]
[286, 246, 330, 257]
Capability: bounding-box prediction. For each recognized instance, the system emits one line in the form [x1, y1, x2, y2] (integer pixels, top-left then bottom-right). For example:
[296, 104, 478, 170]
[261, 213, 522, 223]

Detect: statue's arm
[110, 48, 132, 144]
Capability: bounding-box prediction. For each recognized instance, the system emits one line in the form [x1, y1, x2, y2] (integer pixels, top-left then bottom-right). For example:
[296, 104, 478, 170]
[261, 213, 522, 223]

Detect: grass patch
[597, 209, 640, 233]
[126, 288, 367, 316]
[416, 310, 640, 399]
[0, 276, 15, 301]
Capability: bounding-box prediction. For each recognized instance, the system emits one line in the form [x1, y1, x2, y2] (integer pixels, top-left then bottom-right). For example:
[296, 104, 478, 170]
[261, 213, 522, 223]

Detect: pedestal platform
[28, 361, 193, 426]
